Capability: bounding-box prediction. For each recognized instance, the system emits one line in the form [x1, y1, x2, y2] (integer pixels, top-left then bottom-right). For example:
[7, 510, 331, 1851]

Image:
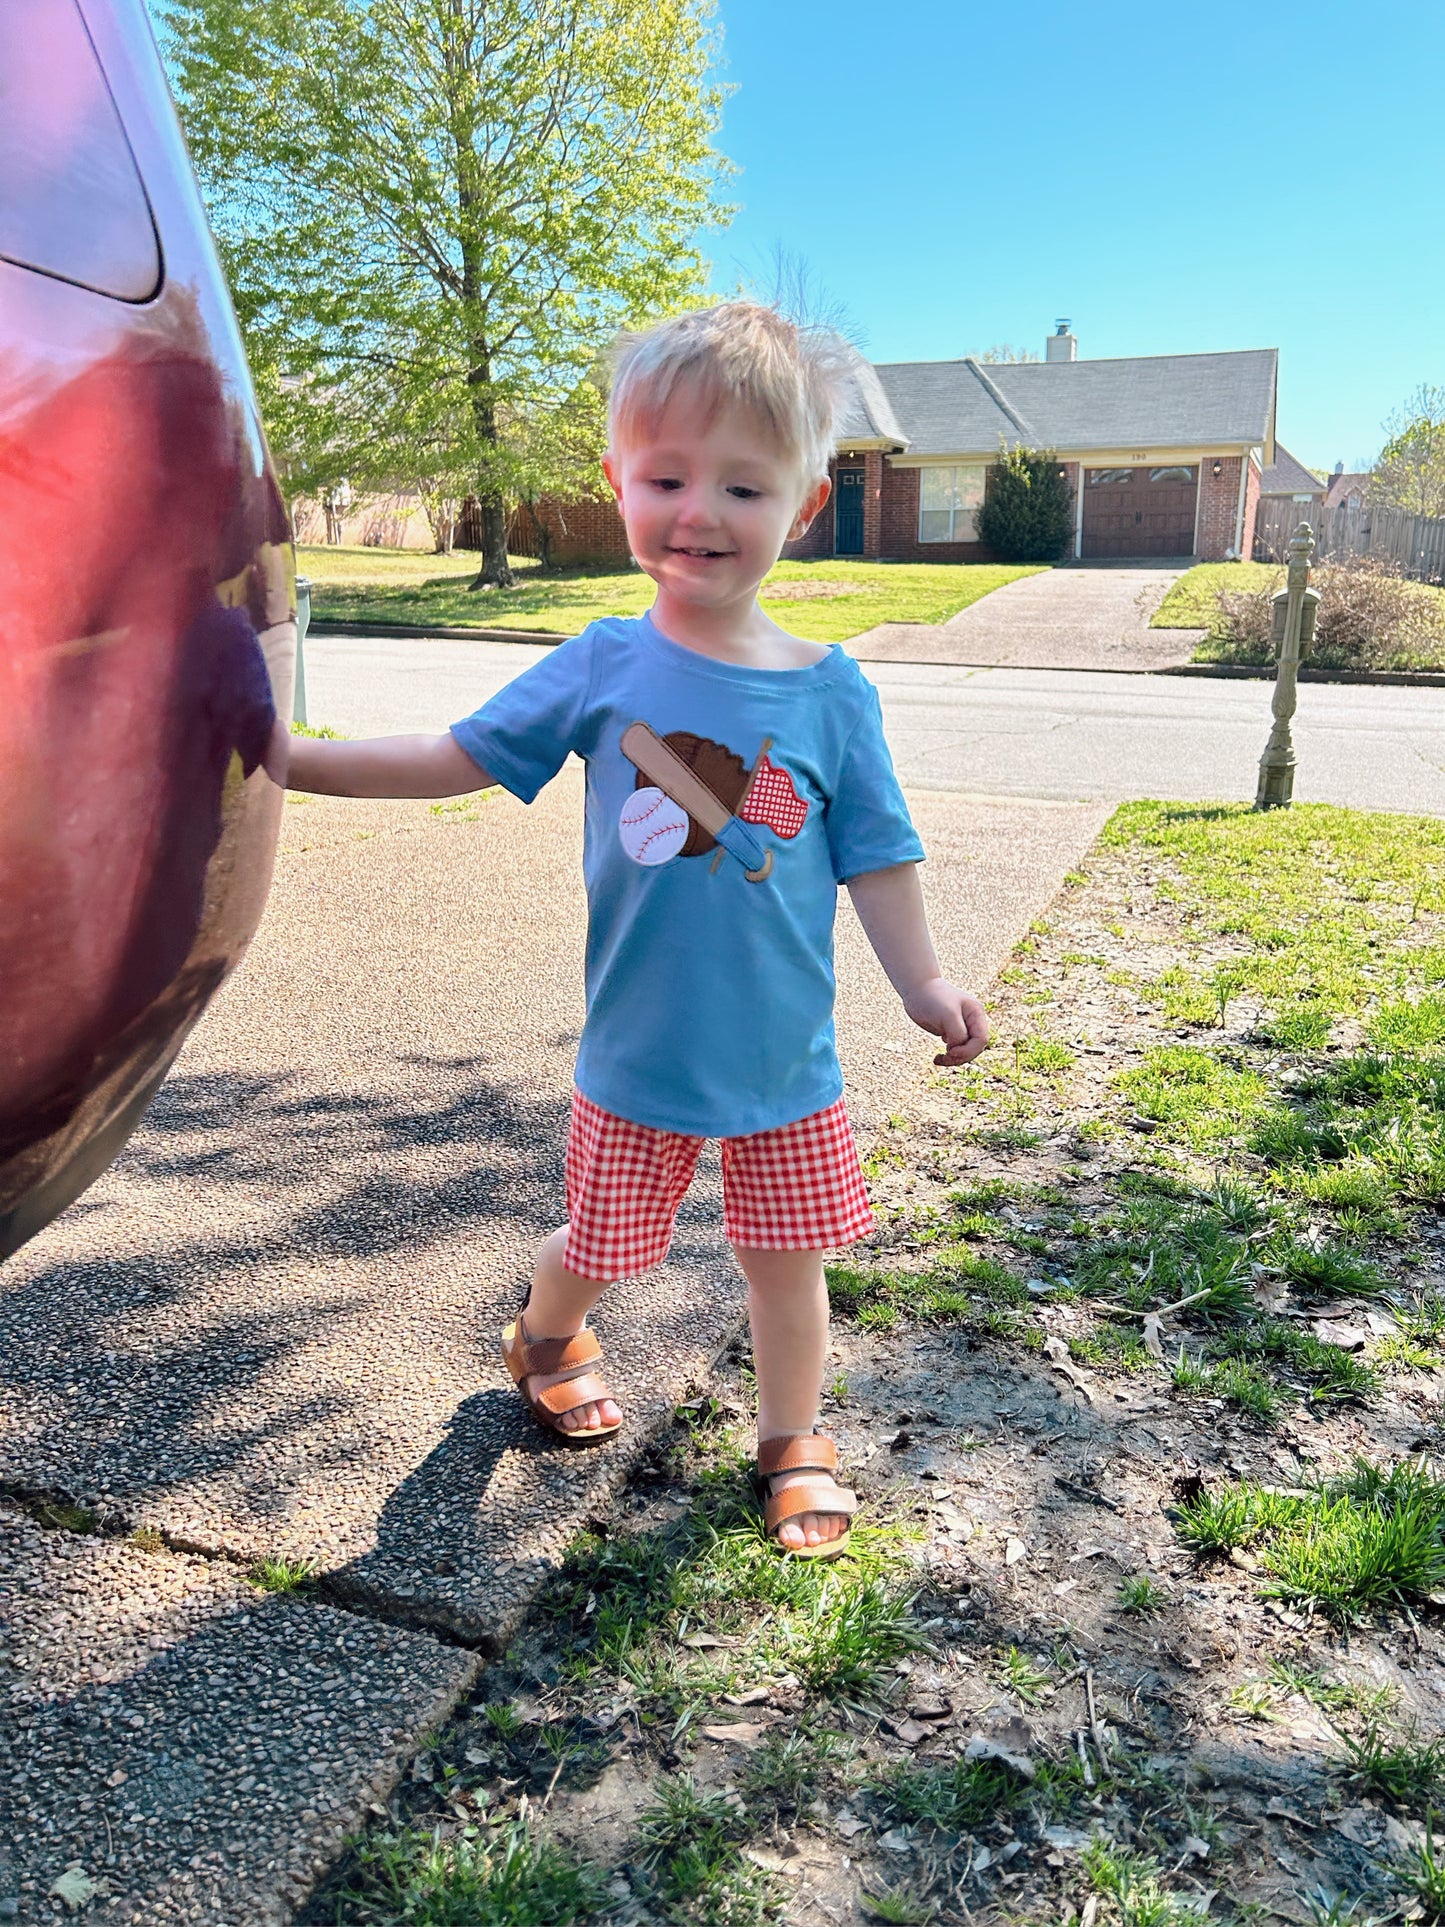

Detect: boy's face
[603, 391, 829, 615]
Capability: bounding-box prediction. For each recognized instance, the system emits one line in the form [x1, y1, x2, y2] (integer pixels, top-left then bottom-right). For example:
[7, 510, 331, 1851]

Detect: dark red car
[0, 0, 294, 1258]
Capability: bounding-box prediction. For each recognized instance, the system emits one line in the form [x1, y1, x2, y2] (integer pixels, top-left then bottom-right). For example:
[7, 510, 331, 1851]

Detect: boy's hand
[904, 977, 990, 1067]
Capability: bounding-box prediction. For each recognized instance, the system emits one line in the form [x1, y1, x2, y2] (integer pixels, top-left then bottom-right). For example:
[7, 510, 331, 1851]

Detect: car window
[0, 0, 161, 301]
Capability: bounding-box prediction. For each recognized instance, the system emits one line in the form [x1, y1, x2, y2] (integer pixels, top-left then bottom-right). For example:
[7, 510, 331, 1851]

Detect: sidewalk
[0, 773, 1105, 1922]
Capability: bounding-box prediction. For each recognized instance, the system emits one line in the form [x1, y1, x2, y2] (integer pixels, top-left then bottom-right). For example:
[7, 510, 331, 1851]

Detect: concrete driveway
[850, 563, 1199, 671]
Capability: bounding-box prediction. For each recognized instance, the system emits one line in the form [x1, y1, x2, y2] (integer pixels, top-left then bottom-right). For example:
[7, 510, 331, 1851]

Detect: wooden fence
[1254, 495, 1445, 583]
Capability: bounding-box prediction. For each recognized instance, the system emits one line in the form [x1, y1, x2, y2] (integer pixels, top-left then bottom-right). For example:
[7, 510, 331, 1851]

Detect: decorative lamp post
[1255, 522, 1320, 811]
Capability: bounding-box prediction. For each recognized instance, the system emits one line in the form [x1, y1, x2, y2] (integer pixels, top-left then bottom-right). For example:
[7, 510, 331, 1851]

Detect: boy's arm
[846, 862, 989, 1067]
[285, 730, 493, 799]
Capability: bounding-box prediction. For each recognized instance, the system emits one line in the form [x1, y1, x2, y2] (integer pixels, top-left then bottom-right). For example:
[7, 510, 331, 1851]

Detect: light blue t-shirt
[450, 610, 924, 1138]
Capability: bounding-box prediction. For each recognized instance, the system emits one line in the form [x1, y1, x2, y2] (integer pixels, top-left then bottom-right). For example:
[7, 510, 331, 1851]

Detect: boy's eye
[651, 478, 684, 491]
[728, 486, 761, 500]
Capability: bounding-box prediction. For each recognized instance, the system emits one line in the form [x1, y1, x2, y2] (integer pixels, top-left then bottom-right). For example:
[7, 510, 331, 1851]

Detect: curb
[309, 617, 569, 644]
[307, 619, 1445, 688]
[1155, 661, 1445, 689]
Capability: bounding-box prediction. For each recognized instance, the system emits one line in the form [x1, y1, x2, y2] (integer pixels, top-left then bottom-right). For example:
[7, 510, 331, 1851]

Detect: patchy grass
[334, 1816, 606, 1927]
[1082, 1837, 1211, 1924]
[544, 1462, 923, 1711]
[1174, 1459, 1445, 1623]
[1149, 561, 1280, 629]
[1336, 1720, 1445, 1808]
[248, 1554, 319, 1594]
[302, 546, 1043, 644]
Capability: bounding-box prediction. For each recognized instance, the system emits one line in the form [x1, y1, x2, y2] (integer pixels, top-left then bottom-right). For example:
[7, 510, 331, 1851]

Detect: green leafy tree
[975, 443, 1074, 562]
[160, 0, 732, 584]
[1374, 384, 1445, 518]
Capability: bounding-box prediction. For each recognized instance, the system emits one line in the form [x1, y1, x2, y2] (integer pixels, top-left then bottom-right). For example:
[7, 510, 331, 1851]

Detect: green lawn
[300, 546, 1045, 644]
[1149, 561, 1281, 629]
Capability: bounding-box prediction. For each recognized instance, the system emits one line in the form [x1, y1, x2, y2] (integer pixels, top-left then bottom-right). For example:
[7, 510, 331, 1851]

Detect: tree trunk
[463, 333, 514, 587]
[470, 489, 513, 589]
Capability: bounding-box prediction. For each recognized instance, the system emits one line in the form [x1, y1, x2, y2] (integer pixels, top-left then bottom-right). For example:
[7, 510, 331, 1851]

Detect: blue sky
[703, 0, 1443, 473]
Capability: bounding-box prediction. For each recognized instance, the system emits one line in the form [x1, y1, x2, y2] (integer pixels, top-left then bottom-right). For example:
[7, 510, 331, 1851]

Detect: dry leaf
[722, 1686, 771, 1706]
[1005, 1536, 1027, 1566]
[701, 1721, 770, 1748]
[680, 1631, 737, 1650]
[1141, 1312, 1165, 1361]
[49, 1867, 107, 1912]
[907, 1695, 952, 1721]
[963, 1732, 1036, 1780]
[1313, 1317, 1366, 1351]
[888, 1717, 933, 1746]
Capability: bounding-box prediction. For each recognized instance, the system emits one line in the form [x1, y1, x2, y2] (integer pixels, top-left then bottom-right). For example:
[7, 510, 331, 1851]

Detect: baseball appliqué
[619, 785, 689, 866]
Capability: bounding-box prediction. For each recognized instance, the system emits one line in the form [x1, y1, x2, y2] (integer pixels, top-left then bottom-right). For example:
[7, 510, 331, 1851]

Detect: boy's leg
[516, 1090, 704, 1434]
[732, 1245, 845, 1551]
[723, 1098, 874, 1552]
[518, 1227, 620, 1435]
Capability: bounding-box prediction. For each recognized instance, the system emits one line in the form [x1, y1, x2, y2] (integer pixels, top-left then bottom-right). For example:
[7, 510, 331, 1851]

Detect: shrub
[1209, 553, 1445, 672]
[975, 443, 1075, 563]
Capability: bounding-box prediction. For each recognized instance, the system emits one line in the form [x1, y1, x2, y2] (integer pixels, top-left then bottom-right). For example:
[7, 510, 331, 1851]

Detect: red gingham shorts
[562, 1088, 875, 1281]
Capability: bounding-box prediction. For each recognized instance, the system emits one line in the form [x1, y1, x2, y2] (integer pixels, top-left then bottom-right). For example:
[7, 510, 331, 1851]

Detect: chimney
[1046, 318, 1077, 363]
[1334, 460, 1344, 474]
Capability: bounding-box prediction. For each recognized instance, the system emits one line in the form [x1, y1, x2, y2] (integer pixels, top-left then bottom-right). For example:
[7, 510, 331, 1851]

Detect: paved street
[306, 632, 1445, 816]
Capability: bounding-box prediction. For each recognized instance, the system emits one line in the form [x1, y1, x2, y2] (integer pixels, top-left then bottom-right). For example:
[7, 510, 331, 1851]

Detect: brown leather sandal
[757, 1432, 857, 1560]
[501, 1311, 622, 1445]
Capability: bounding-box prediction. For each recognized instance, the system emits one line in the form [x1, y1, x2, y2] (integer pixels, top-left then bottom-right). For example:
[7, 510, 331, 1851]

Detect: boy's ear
[601, 451, 622, 504]
[789, 474, 831, 540]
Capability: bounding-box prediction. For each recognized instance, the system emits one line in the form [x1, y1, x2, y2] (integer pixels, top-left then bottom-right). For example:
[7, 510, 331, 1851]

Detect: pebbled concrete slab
[850, 565, 1199, 671]
[0, 1500, 475, 1925]
[0, 770, 1103, 1650]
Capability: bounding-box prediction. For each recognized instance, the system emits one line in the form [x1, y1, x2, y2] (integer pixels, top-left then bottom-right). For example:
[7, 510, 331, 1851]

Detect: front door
[834, 467, 865, 555]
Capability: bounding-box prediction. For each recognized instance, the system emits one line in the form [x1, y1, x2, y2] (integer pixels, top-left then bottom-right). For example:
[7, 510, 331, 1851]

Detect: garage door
[1081, 465, 1198, 558]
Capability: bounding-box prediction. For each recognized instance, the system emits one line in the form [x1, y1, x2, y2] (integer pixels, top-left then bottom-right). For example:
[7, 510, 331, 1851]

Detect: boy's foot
[757, 1433, 857, 1560]
[768, 1470, 851, 1550]
[522, 1357, 621, 1435]
[501, 1315, 623, 1442]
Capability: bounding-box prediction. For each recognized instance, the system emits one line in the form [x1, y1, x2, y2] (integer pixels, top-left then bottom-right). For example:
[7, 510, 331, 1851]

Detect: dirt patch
[761, 580, 878, 601]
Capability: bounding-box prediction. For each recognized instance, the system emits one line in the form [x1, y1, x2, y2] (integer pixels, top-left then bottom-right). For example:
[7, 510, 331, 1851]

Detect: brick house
[515, 323, 1279, 568]
[1258, 442, 1324, 509]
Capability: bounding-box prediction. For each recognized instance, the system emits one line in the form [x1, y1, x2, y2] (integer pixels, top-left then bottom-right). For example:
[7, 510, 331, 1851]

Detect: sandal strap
[512, 1320, 602, 1380]
[534, 1376, 611, 1420]
[764, 1479, 858, 1530]
[758, 1432, 838, 1479]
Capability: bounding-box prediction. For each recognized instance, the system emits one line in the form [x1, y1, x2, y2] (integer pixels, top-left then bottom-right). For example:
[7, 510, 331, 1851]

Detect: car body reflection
[1, 0, 294, 1258]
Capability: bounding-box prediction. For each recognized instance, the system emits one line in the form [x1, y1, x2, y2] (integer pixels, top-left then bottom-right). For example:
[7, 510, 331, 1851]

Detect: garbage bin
[294, 575, 311, 726]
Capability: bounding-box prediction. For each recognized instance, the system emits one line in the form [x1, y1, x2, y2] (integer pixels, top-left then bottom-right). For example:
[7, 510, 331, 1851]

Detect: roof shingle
[1259, 442, 1323, 497]
[869, 348, 1277, 457]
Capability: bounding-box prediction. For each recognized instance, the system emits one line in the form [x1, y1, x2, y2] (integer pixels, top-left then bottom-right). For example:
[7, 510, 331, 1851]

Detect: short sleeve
[449, 628, 600, 803]
[823, 680, 925, 883]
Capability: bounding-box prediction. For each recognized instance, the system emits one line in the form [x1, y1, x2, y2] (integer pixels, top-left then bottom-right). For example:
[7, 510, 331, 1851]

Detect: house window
[1088, 469, 1135, 486]
[918, 465, 986, 543]
[1150, 467, 1194, 485]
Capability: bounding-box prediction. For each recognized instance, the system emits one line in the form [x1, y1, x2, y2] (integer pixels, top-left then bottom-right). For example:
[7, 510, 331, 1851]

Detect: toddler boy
[286, 303, 988, 1557]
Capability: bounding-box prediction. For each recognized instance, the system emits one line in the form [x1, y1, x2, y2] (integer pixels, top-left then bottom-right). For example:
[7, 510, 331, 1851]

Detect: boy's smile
[602, 392, 830, 658]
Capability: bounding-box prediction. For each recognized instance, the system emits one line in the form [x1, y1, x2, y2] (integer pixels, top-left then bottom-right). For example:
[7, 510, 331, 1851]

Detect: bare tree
[1373, 383, 1445, 518]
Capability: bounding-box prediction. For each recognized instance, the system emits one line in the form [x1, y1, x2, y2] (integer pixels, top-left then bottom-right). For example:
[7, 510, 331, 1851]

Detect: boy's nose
[674, 485, 720, 527]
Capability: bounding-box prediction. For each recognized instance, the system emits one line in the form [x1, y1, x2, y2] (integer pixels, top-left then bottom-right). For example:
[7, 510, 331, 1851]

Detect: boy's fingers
[932, 999, 989, 1067]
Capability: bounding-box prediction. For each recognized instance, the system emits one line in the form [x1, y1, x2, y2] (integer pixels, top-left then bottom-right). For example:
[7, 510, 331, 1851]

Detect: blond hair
[607, 302, 854, 489]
